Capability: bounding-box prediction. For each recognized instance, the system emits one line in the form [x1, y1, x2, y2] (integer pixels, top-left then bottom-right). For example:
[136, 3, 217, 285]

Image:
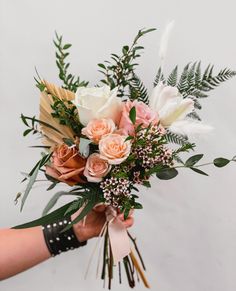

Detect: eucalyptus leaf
[79, 138, 91, 157]
[156, 168, 178, 180]
[213, 157, 230, 168]
[190, 167, 208, 176]
[185, 154, 204, 167]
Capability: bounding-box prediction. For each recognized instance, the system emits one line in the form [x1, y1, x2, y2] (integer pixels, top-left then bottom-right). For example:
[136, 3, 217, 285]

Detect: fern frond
[177, 63, 190, 93]
[187, 111, 201, 121]
[129, 74, 149, 104]
[154, 67, 165, 86]
[167, 66, 178, 86]
[165, 130, 190, 146]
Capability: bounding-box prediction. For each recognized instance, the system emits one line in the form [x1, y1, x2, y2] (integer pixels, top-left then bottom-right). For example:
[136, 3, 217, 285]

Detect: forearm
[0, 227, 50, 280]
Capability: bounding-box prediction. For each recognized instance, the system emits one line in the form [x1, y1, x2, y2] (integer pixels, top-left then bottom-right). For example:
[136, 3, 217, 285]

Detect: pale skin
[0, 205, 134, 281]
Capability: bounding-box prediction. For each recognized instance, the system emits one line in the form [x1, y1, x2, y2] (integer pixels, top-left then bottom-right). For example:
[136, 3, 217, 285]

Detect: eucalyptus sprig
[54, 32, 88, 92]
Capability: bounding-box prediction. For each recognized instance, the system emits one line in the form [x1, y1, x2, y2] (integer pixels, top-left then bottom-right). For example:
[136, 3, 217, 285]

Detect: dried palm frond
[39, 81, 75, 147]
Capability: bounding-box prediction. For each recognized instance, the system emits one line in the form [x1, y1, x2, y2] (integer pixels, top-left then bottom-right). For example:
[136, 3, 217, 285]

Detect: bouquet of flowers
[15, 24, 236, 289]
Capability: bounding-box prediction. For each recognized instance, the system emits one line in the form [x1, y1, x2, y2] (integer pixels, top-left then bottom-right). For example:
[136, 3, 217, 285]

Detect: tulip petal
[160, 98, 194, 126]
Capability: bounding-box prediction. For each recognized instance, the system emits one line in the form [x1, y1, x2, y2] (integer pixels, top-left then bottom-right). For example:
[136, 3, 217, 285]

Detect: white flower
[149, 82, 213, 135]
[73, 85, 122, 126]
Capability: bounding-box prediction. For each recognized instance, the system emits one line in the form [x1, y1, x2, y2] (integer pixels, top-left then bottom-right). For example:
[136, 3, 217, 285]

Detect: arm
[0, 226, 50, 280]
[0, 207, 133, 280]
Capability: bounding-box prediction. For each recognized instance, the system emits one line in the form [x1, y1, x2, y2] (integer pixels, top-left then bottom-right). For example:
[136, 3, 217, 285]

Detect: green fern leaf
[154, 67, 165, 86]
[177, 63, 190, 93]
[129, 74, 149, 104]
[167, 66, 178, 86]
[165, 130, 190, 146]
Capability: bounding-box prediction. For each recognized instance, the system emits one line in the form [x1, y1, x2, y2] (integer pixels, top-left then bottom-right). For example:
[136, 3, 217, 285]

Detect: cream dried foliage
[40, 80, 76, 147]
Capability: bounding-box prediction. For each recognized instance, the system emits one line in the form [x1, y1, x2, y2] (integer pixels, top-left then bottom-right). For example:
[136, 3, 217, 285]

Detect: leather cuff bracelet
[42, 216, 87, 257]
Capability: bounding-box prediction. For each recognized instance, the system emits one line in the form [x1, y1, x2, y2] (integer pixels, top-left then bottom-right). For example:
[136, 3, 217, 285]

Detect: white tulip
[149, 82, 212, 135]
[73, 85, 122, 126]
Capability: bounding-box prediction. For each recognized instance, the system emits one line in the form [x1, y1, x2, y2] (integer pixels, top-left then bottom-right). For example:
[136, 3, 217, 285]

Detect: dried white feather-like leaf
[169, 119, 213, 136]
[159, 20, 175, 68]
[39, 81, 76, 147]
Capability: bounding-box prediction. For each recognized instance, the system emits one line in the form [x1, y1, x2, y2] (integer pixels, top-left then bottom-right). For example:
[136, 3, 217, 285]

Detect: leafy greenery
[129, 74, 149, 104]
[50, 96, 82, 135]
[156, 167, 178, 180]
[54, 32, 88, 92]
[20, 153, 52, 211]
[129, 106, 136, 124]
[213, 157, 230, 167]
[165, 130, 190, 146]
[21, 114, 62, 138]
[98, 28, 156, 97]
[153, 62, 236, 121]
[13, 201, 76, 229]
[185, 154, 204, 167]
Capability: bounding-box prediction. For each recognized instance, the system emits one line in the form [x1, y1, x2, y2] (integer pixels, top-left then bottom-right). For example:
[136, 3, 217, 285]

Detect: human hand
[72, 205, 134, 242]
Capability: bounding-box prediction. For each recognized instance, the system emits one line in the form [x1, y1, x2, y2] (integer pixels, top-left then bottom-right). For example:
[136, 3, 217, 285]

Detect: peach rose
[119, 100, 159, 135]
[99, 133, 131, 165]
[84, 153, 111, 182]
[81, 118, 116, 144]
[45, 144, 86, 186]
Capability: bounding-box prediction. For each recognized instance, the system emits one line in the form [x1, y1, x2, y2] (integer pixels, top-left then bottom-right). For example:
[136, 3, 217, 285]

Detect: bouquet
[15, 24, 236, 289]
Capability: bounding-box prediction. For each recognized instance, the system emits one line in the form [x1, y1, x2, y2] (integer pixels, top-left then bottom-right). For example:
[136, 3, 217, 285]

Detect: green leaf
[79, 138, 91, 157]
[62, 199, 98, 232]
[42, 191, 71, 216]
[63, 44, 72, 49]
[134, 202, 143, 209]
[13, 201, 76, 229]
[129, 106, 136, 124]
[156, 168, 178, 180]
[23, 129, 32, 137]
[20, 163, 41, 211]
[63, 138, 74, 147]
[21, 115, 62, 134]
[185, 154, 203, 167]
[190, 167, 208, 176]
[213, 157, 230, 168]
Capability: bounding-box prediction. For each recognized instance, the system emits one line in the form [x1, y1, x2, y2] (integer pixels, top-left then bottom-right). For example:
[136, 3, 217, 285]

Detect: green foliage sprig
[98, 28, 156, 97]
[50, 97, 82, 136]
[129, 74, 149, 104]
[54, 32, 88, 92]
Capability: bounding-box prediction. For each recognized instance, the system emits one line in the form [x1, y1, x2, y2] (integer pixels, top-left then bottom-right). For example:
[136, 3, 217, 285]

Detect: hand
[72, 205, 134, 242]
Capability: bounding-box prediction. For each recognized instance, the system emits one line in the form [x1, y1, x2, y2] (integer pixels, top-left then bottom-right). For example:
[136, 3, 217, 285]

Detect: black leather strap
[42, 216, 87, 256]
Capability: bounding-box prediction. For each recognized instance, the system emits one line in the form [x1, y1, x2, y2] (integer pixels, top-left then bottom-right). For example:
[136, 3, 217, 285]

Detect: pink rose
[82, 118, 116, 144]
[119, 100, 159, 135]
[99, 133, 131, 165]
[84, 153, 111, 182]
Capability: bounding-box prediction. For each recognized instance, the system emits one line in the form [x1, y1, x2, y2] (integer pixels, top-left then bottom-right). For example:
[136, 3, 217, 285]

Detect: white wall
[0, 0, 236, 290]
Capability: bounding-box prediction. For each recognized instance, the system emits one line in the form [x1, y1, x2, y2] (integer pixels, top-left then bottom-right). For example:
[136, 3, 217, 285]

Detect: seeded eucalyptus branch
[54, 32, 88, 92]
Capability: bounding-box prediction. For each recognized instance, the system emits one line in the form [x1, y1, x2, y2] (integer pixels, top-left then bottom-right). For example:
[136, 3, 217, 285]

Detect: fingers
[93, 204, 106, 212]
[122, 217, 134, 228]
[117, 209, 134, 221]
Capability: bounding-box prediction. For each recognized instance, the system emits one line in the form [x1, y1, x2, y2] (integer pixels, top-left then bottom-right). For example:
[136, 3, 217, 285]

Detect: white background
[0, 0, 236, 290]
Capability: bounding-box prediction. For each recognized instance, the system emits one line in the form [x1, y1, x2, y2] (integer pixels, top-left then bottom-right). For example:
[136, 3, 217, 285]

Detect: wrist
[42, 216, 87, 257]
